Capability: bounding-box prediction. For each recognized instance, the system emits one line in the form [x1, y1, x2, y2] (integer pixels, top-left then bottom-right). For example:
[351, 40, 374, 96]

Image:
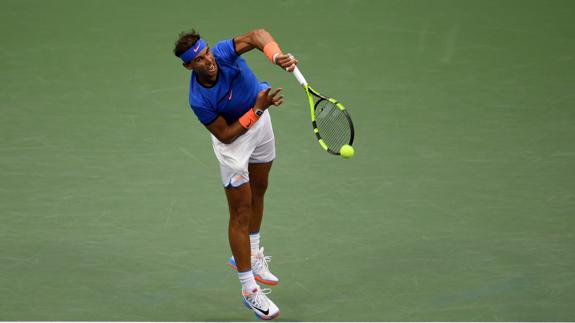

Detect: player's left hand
[254, 87, 284, 110]
[275, 53, 298, 72]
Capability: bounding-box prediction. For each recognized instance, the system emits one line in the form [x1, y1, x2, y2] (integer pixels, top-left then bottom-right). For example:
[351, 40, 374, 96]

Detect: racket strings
[314, 99, 352, 152]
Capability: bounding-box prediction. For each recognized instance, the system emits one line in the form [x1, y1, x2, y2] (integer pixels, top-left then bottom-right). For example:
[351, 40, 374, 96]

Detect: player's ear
[183, 62, 193, 70]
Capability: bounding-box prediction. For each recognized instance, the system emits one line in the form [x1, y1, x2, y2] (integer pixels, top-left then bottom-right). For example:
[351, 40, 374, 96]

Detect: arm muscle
[233, 29, 275, 55]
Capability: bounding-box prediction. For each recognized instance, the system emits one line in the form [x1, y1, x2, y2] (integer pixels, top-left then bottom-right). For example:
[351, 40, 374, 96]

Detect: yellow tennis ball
[339, 144, 355, 159]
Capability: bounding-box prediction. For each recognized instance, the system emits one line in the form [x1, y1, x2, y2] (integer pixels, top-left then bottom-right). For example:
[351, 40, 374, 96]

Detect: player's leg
[225, 184, 280, 320]
[225, 161, 279, 286]
[224, 183, 253, 273]
[248, 161, 272, 234]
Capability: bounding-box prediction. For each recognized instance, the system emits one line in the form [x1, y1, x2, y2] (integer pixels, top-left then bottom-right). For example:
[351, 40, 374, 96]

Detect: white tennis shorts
[211, 110, 275, 188]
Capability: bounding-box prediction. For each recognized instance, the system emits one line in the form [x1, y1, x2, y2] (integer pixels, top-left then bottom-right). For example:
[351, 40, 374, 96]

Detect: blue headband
[180, 38, 207, 63]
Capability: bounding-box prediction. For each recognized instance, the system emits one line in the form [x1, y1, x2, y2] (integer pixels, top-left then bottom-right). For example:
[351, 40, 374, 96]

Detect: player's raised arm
[233, 29, 298, 71]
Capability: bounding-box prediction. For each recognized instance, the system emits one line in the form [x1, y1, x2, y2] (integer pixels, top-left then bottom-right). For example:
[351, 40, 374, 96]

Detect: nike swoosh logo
[252, 305, 269, 316]
[193, 42, 201, 52]
[246, 120, 252, 127]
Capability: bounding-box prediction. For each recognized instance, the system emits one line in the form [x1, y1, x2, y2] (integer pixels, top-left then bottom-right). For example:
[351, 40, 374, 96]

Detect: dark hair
[173, 29, 201, 58]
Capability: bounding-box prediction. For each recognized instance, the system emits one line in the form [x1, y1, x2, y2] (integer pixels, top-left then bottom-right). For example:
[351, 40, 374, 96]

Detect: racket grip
[292, 66, 308, 87]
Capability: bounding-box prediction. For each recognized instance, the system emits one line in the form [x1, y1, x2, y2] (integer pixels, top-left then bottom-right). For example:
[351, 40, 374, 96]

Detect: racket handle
[292, 66, 308, 87]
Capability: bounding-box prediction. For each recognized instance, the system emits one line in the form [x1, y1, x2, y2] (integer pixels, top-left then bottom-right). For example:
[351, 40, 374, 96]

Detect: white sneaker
[251, 247, 279, 286]
[242, 286, 280, 320]
[227, 247, 279, 286]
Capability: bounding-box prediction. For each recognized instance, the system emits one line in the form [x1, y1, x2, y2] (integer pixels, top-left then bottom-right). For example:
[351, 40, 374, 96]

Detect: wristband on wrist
[238, 108, 261, 129]
[263, 42, 282, 64]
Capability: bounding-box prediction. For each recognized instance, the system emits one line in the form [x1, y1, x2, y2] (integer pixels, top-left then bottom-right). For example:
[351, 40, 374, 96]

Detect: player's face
[187, 47, 218, 79]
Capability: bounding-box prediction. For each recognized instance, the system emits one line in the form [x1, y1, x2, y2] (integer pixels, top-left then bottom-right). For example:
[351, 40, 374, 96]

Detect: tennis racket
[292, 66, 355, 156]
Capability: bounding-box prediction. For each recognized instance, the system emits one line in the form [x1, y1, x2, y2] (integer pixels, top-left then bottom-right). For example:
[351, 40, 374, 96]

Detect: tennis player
[173, 28, 297, 320]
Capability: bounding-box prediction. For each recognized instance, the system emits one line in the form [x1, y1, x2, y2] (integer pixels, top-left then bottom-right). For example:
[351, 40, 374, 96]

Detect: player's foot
[227, 247, 279, 286]
[251, 247, 279, 286]
[242, 286, 280, 320]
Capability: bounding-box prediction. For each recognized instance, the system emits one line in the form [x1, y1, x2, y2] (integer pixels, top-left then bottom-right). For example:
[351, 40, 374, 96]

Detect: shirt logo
[228, 90, 233, 101]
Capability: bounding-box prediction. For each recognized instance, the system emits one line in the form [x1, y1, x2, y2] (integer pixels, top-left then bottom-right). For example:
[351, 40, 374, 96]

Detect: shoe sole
[227, 261, 279, 286]
[242, 298, 280, 320]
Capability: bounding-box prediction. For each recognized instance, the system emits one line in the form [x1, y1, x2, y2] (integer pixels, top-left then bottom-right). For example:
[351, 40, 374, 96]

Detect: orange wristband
[263, 42, 282, 63]
[239, 108, 260, 129]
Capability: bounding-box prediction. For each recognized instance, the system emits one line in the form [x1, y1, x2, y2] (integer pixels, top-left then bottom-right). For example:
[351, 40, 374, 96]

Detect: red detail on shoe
[255, 276, 279, 286]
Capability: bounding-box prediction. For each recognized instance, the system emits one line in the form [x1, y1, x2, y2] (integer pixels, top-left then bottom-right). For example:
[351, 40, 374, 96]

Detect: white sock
[238, 270, 258, 292]
[249, 232, 261, 255]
